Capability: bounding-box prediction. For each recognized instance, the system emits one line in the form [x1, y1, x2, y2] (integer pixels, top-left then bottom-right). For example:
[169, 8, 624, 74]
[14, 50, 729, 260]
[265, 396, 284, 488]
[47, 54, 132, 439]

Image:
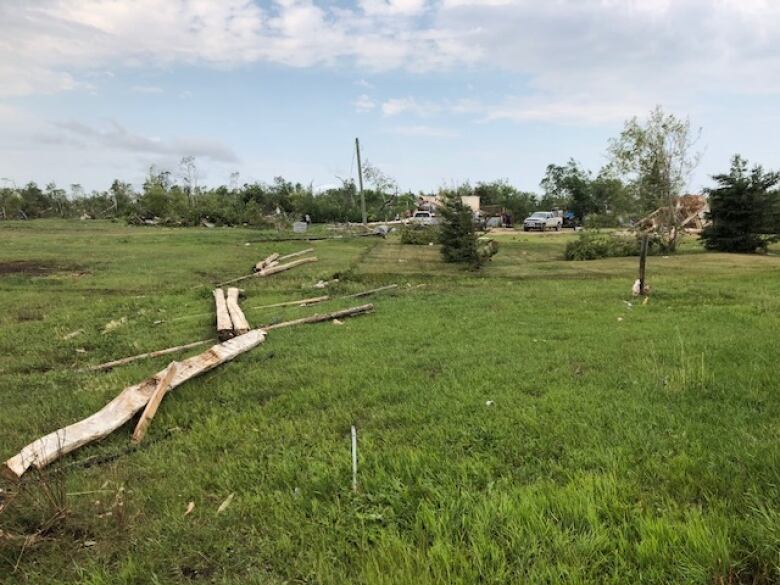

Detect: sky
[1, 0, 779, 195]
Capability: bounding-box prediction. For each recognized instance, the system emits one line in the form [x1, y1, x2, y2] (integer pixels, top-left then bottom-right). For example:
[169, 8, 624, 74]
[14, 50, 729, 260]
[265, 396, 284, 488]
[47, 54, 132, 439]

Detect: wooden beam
[226, 287, 250, 335]
[278, 248, 314, 262]
[257, 256, 317, 277]
[263, 304, 373, 331]
[131, 361, 178, 444]
[254, 253, 280, 273]
[3, 330, 267, 480]
[213, 288, 233, 341]
[80, 339, 212, 372]
[345, 284, 398, 298]
[248, 295, 329, 310]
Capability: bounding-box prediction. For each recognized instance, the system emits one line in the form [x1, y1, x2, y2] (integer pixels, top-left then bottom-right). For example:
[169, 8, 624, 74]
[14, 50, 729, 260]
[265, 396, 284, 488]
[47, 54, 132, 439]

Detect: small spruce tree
[438, 191, 480, 267]
[701, 155, 780, 253]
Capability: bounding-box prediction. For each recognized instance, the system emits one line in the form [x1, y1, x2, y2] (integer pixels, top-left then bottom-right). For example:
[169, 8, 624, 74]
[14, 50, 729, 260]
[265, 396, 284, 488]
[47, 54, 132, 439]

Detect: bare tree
[180, 156, 198, 205]
[608, 106, 701, 251]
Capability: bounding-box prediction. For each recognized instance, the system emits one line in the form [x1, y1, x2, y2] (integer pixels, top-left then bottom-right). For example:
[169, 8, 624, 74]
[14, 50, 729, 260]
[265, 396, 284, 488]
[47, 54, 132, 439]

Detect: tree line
[1, 107, 777, 251]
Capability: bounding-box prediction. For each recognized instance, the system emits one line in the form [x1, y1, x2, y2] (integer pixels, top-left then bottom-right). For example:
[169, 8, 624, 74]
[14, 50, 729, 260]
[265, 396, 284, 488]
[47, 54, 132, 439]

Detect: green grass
[1, 220, 779, 584]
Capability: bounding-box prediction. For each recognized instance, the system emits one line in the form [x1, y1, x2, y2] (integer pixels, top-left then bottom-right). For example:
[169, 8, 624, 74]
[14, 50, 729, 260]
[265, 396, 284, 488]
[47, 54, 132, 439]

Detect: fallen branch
[345, 284, 398, 298]
[131, 361, 177, 444]
[3, 330, 267, 480]
[278, 248, 314, 262]
[263, 304, 373, 331]
[80, 339, 213, 372]
[213, 288, 233, 341]
[248, 295, 329, 310]
[226, 287, 250, 335]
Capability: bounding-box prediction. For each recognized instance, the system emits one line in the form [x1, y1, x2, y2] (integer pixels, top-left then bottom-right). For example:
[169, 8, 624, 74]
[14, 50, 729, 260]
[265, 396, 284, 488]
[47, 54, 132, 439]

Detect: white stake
[351, 425, 358, 493]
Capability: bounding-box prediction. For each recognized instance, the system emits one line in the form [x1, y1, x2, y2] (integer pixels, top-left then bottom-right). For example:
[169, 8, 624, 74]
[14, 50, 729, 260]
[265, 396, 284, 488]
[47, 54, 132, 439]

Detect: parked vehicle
[409, 210, 439, 225]
[523, 211, 562, 232]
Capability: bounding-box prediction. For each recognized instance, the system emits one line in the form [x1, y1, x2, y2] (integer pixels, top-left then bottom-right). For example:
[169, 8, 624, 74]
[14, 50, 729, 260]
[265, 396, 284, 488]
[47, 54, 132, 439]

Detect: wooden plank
[263, 304, 373, 331]
[248, 295, 329, 310]
[277, 248, 314, 262]
[257, 256, 317, 277]
[345, 284, 398, 298]
[254, 253, 280, 273]
[80, 339, 212, 372]
[131, 362, 178, 444]
[3, 330, 267, 480]
[213, 288, 233, 341]
[226, 287, 251, 335]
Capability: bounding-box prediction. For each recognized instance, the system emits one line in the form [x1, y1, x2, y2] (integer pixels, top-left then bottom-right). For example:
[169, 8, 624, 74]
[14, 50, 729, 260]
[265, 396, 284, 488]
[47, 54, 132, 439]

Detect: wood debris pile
[2, 248, 379, 481]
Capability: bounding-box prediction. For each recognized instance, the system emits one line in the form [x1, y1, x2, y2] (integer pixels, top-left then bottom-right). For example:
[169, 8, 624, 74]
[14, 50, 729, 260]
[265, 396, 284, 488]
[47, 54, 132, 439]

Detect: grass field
[1, 220, 779, 584]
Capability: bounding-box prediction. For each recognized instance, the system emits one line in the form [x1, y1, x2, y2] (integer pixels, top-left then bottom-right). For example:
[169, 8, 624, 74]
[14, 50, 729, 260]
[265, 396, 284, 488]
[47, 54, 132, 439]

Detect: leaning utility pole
[355, 137, 367, 225]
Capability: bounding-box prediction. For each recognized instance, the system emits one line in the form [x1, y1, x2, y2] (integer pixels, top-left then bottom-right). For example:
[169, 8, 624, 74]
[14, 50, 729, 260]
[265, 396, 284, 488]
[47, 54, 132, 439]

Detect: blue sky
[1, 0, 779, 194]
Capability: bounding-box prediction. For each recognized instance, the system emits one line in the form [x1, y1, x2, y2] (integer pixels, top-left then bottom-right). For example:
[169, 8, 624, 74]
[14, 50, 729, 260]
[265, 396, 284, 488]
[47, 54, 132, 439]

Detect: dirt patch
[0, 260, 57, 276]
[0, 261, 89, 278]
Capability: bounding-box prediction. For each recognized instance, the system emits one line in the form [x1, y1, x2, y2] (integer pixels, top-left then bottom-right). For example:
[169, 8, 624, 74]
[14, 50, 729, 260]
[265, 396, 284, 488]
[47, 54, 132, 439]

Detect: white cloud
[354, 94, 377, 112]
[381, 97, 440, 117]
[53, 120, 238, 163]
[388, 125, 459, 138]
[130, 85, 164, 94]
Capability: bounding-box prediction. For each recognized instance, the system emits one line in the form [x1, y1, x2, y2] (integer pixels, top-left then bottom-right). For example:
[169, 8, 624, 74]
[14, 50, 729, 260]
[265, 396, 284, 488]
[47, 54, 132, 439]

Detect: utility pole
[355, 138, 367, 225]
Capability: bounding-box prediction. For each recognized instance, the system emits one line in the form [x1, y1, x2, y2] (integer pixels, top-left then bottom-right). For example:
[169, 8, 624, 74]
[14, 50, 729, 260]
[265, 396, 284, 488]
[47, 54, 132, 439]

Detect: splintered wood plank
[131, 361, 178, 444]
[213, 288, 233, 341]
[226, 287, 251, 335]
[2, 330, 267, 480]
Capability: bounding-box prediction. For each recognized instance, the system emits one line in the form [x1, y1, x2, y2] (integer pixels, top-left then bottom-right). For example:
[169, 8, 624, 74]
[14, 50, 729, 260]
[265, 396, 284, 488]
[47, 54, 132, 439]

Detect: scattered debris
[184, 501, 195, 516]
[216, 255, 318, 287]
[131, 361, 178, 444]
[262, 304, 373, 331]
[313, 280, 328, 289]
[83, 540, 97, 547]
[63, 329, 84, 340]
[332, 319, 343, 326]
[485, 400, 495, 407]
[217, 493, 234, 513]
[102, 317, 127, 334]
[632, 279, 651, 296]
[75, 348, 87, 354]
[351, 426, 358, 493]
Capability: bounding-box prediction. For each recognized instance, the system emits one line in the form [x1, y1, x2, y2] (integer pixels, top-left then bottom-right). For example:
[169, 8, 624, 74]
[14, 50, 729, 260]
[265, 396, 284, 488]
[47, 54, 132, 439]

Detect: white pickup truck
[523, 211, 562, 232]
[409, 211, 439, 226]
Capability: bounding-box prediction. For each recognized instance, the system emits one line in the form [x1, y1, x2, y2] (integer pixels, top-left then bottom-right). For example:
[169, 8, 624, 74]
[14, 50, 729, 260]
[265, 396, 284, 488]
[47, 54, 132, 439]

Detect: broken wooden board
[226, 287, 251, 335]
[80, 339, 212, 372]
[3, 330, 267, 480]
[131, 361, 178, 444]
[263, 304, 373, 331]
[257, 256, 317, 277]
[254, 253, 280, 273]
[277, 248, 315, 262]
[213, 288, 233, 341]
[249, 295, 329, 310]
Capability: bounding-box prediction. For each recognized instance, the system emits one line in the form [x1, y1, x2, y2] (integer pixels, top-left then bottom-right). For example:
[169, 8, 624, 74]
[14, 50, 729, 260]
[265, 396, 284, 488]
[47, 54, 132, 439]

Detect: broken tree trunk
[278, 248, 314, 262]
[3, 330, 267, 480]
[254, 253, 280, 273]
[131, 361, 178, 444]
[263, 304, 373, 331]
[213, 288, 233, 341]
[226, 287, 251, 335]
